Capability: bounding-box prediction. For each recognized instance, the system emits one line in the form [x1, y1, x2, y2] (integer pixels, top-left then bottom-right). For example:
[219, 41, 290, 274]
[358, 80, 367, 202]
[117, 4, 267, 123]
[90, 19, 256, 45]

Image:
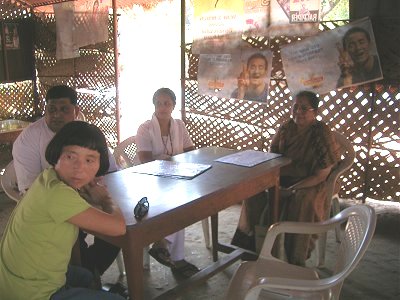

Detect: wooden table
[0, 120, 31, 144]
[102, 147, 291, 299]
[0, 129, 23, 144]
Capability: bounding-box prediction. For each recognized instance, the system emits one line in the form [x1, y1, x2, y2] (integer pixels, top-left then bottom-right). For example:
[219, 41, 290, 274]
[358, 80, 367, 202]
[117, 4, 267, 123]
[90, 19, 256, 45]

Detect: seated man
[13, 85, 121, 284]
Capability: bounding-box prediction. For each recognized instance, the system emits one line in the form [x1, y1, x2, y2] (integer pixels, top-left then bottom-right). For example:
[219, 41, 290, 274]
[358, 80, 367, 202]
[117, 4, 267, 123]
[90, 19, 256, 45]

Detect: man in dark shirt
[337, 26, 382, 88]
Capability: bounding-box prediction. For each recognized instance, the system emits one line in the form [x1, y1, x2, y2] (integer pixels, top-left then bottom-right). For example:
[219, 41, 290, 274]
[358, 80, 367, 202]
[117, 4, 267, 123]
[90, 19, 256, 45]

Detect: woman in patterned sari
[232, 90, 340, 266]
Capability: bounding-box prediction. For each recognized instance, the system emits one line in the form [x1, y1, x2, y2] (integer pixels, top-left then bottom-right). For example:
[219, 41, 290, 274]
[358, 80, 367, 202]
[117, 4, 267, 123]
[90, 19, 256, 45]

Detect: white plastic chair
[76, 111, 86, 121]
[316, 131, 356, 266]
[225, 205, 376, 300]
[113, 136, 211, 274]
[113, 136, 138, 169]
[1, 161, 22, 202]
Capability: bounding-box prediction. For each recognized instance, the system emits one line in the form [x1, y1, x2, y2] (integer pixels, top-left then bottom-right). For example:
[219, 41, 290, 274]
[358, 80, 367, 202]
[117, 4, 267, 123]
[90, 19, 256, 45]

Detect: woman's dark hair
[46, 85, 78, 105]
[45, 121, 109, 176]
[295, 90, 320, 109]
[152, 87, 176, 105]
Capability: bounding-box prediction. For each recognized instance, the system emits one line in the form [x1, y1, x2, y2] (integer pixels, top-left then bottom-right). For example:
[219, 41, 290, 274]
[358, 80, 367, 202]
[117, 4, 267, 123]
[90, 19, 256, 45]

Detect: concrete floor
[1, 144, 399, 299]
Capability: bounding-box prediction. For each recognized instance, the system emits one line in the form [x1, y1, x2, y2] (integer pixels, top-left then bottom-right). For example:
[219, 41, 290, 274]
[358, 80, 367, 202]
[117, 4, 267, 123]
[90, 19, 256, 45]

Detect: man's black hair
[247, 53, 268, 70]
[46, 85, 78, 105]
[342, 27, 371, 50]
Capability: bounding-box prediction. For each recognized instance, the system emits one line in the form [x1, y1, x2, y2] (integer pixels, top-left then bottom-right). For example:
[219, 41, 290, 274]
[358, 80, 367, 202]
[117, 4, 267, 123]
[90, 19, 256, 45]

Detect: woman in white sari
[135, 88, 199, 278]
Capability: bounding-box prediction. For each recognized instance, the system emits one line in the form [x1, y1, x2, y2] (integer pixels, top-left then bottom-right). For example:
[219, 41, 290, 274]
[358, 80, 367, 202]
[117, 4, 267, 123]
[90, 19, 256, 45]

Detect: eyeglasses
[134, 197, 149, 220]
[292, 104, 315, 113]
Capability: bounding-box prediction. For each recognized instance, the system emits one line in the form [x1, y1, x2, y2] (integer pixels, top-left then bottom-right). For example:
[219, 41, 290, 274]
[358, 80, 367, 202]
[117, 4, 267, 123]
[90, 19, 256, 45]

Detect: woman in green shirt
[0, 121, 126, 300]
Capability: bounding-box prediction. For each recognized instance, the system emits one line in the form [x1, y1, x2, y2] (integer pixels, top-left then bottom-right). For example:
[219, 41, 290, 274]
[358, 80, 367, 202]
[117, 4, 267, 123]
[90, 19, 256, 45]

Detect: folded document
[215, 150, 282, 167]
[130, 160, 212, 179]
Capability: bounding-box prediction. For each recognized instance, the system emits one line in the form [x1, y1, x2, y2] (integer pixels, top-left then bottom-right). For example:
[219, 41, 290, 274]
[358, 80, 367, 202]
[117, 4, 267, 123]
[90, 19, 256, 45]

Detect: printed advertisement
[198, 48, 272, 102]
[289, 0, 319, 23]
[280, 18, 382, 94]
[266, 0, 319, 36]
[4, 23, 20, 50]
[192, 0, 244, 53]
[54, 0, 110, 60]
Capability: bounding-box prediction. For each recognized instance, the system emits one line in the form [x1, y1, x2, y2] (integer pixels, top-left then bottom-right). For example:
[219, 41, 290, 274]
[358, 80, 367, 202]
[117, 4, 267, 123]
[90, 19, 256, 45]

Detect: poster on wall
[198, 48, 272, 103]
[0, 20, 34, 82]
[74, 0, 110, 47]
[4, 23, 20, 50]
[266, 0, 319, 36]
[280, 17, 382, 95]
[54, 0, 110, 60]
[289, 0, 320, 23]
[192, 0, 244, 54]
[243, 0, 270, 36]
[191, 0, 320, 53]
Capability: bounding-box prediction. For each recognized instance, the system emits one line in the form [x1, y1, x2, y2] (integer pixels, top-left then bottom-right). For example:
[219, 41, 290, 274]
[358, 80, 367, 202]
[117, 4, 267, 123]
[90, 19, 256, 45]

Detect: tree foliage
[321, 0, 349, 20]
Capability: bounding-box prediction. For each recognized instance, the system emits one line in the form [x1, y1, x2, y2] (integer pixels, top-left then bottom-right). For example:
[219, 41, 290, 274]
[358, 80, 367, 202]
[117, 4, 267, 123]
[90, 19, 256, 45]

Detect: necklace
[161, 125, 173, 156]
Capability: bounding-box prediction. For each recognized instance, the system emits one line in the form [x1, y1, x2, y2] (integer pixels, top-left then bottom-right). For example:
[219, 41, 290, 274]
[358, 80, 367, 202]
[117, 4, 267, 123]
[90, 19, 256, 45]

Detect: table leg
[269, 176, 284, 259]
[268, 176, 280, 224]
[211, 214, 218, 262]
[124, 237, 144, 300]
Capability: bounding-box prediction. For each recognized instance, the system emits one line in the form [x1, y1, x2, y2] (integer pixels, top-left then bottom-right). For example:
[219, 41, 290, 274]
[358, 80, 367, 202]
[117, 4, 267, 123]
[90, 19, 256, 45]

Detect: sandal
[171, 260, 200, 279]
[102, 282, 129, 299]
[148, 247, 175, 268]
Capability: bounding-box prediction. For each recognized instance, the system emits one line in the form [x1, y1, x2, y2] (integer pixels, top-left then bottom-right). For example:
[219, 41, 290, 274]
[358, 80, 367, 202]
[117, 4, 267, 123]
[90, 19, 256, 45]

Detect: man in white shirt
[13, 85, 120, 280]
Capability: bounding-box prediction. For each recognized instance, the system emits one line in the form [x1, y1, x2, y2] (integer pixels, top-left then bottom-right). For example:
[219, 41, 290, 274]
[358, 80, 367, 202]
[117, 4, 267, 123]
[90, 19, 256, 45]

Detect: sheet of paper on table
[130, 160, 212, 179]
[215, 150, 282, 167]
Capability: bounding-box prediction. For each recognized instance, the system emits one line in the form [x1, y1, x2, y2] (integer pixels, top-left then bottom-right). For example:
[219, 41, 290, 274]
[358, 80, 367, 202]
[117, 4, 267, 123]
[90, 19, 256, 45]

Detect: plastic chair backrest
[226, 205, 376, 300]
[1, 161, 22, 202]
[76, 111, 86, 121]
[113, 136, 137, 169]
[325, 132, 355, 212]
[331, 205, 377, 295]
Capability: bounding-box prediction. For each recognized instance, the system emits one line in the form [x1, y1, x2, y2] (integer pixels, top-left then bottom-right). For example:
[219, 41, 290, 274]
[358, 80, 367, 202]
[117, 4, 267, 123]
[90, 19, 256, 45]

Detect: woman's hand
[80, 178, 111, 210]
[70, 177, 126, 236]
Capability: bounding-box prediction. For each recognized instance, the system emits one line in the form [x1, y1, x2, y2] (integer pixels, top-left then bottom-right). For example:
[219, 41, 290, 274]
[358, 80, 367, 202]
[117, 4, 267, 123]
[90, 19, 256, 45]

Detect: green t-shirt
[0, 168, 91, 300]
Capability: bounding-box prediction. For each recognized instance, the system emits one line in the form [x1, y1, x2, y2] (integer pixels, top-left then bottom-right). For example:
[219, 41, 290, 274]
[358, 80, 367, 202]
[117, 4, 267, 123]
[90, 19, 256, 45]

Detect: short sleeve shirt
[0, 168, 91, 300]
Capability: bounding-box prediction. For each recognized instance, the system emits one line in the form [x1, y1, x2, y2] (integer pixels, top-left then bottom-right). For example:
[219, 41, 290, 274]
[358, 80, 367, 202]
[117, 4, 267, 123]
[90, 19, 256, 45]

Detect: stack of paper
[215, 150, 282, 167]
[130, 160, 212, 180]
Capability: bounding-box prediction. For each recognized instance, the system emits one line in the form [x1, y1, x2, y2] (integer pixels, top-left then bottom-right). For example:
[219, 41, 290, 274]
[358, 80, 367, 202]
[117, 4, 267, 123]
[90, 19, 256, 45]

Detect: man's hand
[336, 43, 354, 85]
[236, 64, 250, 99]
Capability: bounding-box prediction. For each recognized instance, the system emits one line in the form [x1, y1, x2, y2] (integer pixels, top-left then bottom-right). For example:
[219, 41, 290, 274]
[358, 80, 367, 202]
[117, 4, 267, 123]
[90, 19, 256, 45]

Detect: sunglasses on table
[134, 197, 149, 220]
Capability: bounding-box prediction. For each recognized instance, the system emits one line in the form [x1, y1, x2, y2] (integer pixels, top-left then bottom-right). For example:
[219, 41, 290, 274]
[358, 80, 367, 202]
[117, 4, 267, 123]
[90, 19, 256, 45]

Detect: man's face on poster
[344, 31, 371, 66]
[247, 57, 267, 86]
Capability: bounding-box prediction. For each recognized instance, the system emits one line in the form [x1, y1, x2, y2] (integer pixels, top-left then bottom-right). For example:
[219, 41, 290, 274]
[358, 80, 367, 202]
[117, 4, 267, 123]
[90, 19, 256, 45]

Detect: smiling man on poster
[231, 52, 270, 102]
[336, 26, 382, 88]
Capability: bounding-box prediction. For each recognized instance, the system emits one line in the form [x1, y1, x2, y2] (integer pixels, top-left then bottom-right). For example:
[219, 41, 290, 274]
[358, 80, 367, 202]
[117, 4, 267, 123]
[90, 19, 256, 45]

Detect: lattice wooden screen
[0, 3, 34, 121]
[184, 21, 399, 202]
[33, 14, 118, 147]
[0, 10, 118, 148]
[1, 7, 398, 201]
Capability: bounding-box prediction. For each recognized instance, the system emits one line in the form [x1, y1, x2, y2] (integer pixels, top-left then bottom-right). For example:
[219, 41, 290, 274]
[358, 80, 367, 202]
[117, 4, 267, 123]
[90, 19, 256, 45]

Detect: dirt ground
[0, 144, 399, 299]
